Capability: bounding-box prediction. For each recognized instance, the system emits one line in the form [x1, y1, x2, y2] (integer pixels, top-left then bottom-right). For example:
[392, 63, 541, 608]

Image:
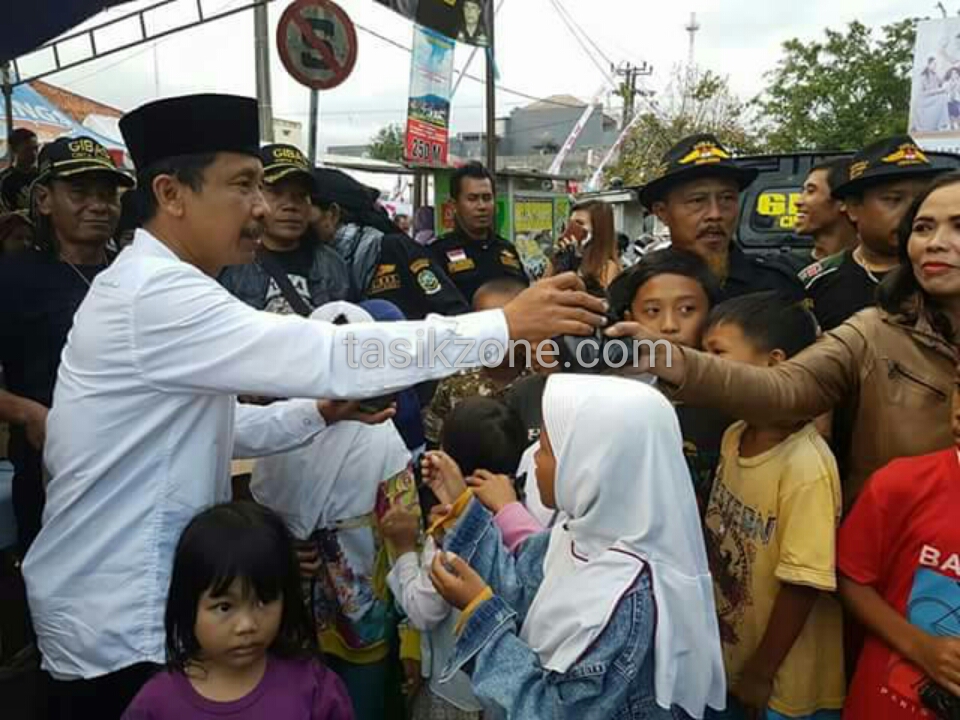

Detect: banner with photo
[910, 17, 960, 152]
[404, 24, 455, 166]
[373, 0, 490, 47]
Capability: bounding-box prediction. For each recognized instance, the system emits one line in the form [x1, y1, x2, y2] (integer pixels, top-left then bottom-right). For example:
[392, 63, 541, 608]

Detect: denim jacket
[219, 242, 353, 311]
[442, 499, 685, 720]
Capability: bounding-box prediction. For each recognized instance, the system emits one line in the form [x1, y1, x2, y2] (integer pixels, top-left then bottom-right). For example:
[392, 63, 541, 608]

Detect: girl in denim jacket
[423, 375, 727, 720]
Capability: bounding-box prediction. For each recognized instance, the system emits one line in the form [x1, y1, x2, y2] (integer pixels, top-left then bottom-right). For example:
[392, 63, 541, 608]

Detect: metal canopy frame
[2, 0, 274, 138]
[10, 0, 273, 88]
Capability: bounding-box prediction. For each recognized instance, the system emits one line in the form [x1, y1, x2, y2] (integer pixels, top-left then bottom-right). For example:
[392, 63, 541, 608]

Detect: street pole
[254, 0, 275, 142]
[484, 10, 496, 174]
[308, 88, 319, 165]
[2, 62, 13, 146]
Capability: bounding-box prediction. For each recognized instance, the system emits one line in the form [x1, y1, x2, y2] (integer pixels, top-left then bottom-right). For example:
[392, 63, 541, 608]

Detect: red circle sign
[276, 0, 358, 91]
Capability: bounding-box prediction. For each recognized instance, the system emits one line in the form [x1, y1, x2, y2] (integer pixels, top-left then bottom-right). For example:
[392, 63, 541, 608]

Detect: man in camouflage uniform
[423, 278, 528, 446]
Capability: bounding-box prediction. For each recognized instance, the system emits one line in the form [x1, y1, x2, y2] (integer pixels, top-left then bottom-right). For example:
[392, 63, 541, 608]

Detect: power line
[551, 0, 615, 70]
[545, 0, 614, 85]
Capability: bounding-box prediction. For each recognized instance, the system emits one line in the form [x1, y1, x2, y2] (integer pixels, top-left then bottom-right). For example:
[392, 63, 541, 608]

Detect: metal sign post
[308, 88, 319, 165]
[276, 0, 357, 165]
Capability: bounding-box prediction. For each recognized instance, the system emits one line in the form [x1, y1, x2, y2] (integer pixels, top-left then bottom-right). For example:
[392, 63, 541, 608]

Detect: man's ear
[767, 348, 787, 367]
[843, 198, 861, 226]
[151, 174, 187, 219]
[34, 183, 53, 217]
[652, 200, 669, 225]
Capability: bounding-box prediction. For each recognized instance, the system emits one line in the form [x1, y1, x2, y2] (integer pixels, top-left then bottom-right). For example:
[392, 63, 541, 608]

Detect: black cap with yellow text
[35, 136, 133, 188]
[832, 135, 944, 199]
[259, 143, 315, 189]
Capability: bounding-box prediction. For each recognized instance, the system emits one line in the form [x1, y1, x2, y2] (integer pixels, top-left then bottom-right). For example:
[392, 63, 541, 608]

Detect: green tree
[368, 123, 405, 162]
[754, 19, 917, 152]
[607, 66, 764, 187]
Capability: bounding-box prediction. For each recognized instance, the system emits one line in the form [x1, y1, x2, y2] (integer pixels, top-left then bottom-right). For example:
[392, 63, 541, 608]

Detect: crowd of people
[0, 90, 958, 720]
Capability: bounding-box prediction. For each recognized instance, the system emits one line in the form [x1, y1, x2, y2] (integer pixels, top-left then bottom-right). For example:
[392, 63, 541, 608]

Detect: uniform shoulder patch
[798, 253, 844, 288]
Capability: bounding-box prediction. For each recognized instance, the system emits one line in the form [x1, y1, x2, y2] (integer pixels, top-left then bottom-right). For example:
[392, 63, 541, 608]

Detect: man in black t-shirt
[0, 136, 131, 553]
[799, 135, 944, 331]
[430, 162, 529, 304]
[0, 128, 39, 212]
[220, 143, 352, 314]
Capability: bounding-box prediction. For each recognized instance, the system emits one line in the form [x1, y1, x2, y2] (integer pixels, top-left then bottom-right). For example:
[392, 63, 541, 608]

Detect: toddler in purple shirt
[123, 502, 353, 720]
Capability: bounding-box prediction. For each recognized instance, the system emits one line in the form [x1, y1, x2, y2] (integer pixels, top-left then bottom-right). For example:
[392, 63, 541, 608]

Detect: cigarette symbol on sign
[300, 17, 335, 70]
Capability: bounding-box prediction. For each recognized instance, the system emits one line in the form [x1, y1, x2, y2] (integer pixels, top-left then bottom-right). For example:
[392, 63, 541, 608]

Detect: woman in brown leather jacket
[612, 173, 960, 507]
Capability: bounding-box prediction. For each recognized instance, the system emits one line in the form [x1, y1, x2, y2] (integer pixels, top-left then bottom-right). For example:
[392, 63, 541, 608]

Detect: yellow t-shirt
[705, 421, 845, 716]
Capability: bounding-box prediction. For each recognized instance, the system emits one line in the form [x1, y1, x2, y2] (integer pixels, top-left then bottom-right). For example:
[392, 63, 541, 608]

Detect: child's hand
[429, 551, 488, 611]
[401, 658, 422, 698]
[731, 666, 773, 720]
[467, 469, 517, 514]
[380, 506, 420, 556]
[420, 451, 467, 505]
[918, 635, 960, 697]
[295, 540, 321, 580]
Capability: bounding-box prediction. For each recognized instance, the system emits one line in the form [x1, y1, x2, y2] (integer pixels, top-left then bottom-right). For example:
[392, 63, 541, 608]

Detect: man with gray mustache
[638, 133, 804, 302]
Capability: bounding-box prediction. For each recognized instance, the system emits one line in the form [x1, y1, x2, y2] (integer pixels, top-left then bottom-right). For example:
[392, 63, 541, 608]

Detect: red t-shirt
[838, 448, 960, 720]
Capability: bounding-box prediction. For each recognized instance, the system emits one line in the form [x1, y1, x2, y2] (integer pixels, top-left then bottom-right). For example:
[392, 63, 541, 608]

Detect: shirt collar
[132, 228, 183, 262]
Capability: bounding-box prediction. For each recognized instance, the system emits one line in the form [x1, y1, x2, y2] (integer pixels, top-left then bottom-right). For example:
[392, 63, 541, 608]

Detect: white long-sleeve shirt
[22, 229, 509, 680]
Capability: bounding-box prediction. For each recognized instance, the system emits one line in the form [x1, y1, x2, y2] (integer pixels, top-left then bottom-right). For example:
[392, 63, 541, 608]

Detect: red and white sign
[276, 0, 358, 91]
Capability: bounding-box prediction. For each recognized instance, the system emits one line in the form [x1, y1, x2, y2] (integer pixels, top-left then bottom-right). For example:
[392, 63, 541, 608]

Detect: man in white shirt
[22, 94, 606, 718]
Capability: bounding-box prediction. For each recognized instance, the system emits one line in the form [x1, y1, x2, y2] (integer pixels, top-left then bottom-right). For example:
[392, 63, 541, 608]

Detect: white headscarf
[250, 302, 411, 538]
[519, 375, 725, 719]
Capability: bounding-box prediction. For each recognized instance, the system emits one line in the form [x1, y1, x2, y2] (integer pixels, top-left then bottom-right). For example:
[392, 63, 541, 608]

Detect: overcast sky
[15, 0, 923, 150]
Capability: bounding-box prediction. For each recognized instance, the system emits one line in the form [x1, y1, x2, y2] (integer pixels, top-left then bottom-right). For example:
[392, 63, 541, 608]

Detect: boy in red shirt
[838, 364, 960, 718]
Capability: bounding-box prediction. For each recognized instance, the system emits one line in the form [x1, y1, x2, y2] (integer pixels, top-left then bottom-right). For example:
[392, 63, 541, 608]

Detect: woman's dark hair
[877, 171, 960, 341]
[165, 501, 318, 672]
[139, 153, 218, 223]
[441, 397, 526, 476]
[570, 200, 617, 285]
[705, 291, 818, 359]
[607, 247, 722, 319]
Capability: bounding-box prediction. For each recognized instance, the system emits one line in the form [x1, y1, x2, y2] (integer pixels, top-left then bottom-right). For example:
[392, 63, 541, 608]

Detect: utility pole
[614, 61, 652, 128]
[254, 0, 275, 142]
[485, 10, 497, 174]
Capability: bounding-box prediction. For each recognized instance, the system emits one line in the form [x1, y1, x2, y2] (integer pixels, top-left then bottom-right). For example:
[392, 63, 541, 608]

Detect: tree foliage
[607, 65, 763, 187]
[368, 123, 405, 162]
[753, 19, 917, 152]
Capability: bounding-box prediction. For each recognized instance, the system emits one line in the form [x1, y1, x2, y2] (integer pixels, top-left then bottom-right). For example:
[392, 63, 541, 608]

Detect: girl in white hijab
[426, 374, 726, 719]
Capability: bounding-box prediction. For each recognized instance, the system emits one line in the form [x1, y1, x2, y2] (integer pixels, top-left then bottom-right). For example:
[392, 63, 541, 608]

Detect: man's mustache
[241, 223, 265, 241]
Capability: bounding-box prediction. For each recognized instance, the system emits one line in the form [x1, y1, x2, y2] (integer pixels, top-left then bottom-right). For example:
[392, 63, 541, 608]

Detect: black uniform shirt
[799, 249, 888, 332]
[719, 244, 807, 303]
[430, 228, 529, 304]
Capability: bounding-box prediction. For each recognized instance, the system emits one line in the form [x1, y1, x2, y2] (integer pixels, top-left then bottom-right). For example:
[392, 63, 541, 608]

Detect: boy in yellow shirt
[702, 291, 844, 720]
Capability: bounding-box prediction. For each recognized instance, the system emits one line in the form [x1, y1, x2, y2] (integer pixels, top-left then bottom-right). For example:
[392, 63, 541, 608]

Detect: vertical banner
[405, 25, 455, 166]
[910, 17, 960, 152]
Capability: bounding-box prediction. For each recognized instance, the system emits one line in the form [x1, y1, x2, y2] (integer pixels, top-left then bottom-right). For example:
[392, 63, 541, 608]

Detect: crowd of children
[114, 171, 960, 720]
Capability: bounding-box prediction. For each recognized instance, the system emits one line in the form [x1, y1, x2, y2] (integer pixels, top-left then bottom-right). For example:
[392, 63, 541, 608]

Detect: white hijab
[519, 375, 725, 719]
[250, 302, 411, 538]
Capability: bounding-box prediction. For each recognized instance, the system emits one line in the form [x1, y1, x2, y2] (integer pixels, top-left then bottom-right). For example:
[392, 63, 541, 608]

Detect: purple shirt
[122, 657, 354, 720]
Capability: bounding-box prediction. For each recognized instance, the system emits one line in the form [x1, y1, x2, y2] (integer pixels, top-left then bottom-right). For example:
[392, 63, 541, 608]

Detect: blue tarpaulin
[1, 0, 131, 64]
[7, 83, 123, 151]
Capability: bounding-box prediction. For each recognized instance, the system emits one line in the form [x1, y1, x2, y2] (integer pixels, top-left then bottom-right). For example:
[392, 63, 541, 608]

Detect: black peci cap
[637, 133, 758, 209]
[35, 136, 133, 188]
[312, 167, 380, 210]
[260, 143, 315, 189]
[119, 94, 260, 173]
[832, 135, 944, 199]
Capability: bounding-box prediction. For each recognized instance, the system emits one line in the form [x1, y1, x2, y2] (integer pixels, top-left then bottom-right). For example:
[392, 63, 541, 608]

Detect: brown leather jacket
[668, 306, 957, 508]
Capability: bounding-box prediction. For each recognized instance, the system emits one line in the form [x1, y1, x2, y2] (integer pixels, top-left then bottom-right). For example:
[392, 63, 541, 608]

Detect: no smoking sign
[277, 0, 358, 91]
